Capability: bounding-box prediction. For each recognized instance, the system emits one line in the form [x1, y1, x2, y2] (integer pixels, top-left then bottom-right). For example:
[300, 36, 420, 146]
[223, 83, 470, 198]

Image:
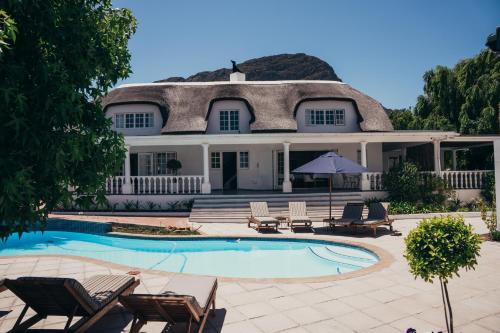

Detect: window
[219, 110, 239, 131]
[211, 152, 221, 168]
[115, 114, 125, 128]
[239, 152, 249, 168]
[305, 109, 325, 126]
[325, 110, 334, 125]
[116, 113, 154, 129]
[305, 109, 344, 126]
[315, 110, 324, 125]
[155, 152, 177, 175]
[305, 110, 314, 126]
[334, 109, 345, 125]
[125, 114, 135, 128]
[135, 113, 144, 128]
[145, 113, 154, 127]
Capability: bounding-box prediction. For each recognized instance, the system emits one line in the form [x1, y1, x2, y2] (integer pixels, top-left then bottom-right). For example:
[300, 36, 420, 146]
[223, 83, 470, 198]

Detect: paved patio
[0, 217, 499, 332]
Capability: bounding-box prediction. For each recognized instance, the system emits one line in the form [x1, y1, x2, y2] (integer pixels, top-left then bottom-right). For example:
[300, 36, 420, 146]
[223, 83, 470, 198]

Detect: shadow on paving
[312, 225, 397, 238]
[88, 305, 227, 333]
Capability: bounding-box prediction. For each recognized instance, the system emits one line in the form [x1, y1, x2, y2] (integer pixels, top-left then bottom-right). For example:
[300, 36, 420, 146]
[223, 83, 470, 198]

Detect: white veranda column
[122, 145, 132, 194]
[360, 141, 367, 168]
[282, 142, 292, 193]
[433, 139, 442, 174]
[494, 140, 500, 231]
[201, 143, 211, 194]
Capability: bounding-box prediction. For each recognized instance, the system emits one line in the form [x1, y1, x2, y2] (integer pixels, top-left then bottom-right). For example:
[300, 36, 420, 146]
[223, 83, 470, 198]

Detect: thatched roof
[102, 81, 393, 134]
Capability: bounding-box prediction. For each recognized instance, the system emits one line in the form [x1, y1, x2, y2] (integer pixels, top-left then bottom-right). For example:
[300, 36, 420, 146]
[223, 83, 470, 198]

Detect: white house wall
[296, 100, 361, 133]
[106, 104, 163, 136]
[129, 142, 383, 189]
[205, 100, 252, 134]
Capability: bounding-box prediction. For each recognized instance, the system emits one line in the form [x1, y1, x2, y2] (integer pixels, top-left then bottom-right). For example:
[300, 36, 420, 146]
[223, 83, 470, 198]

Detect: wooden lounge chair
[328, 202, 364, 231]
[120, 275, 217, 333]
[288, 201, 313, 231]
[3, 275, 139, 333]
[248, 202, 279, 232]
[352, 202, 394, 236]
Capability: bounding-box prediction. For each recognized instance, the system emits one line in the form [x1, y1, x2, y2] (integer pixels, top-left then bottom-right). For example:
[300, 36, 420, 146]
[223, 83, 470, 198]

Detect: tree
[405, 216, 481, 333]
[413, 50, 499, 135]
[0, 1, 137, 238]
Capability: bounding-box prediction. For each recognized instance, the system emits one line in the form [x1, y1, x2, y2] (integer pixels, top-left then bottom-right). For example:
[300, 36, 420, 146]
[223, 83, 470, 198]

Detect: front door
[222, 152, 237, 191]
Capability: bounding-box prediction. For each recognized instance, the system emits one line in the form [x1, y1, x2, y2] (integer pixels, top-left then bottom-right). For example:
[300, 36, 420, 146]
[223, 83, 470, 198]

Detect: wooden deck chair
[329, 202, 364, 231]
[288, 202, 313, 231]
[353, 202, 394, 236]
[248, 202, 279, 232]
[120, 275, 217, 333]
[3, 275, 139, 333]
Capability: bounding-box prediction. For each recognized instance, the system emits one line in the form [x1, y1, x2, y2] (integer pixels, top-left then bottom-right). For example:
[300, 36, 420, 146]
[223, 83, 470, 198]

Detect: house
[102, 71, 497, 209]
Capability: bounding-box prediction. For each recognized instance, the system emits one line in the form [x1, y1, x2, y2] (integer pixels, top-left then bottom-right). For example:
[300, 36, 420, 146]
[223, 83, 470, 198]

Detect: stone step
[189, 191, 364, 223]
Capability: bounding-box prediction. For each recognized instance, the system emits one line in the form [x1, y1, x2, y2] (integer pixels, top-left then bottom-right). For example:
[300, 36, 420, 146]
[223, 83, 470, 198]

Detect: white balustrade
[362, 172, 384, 191]
[360, 170, 491, 191]
[441, 170, 492, 189]
[106, 175, 204, 194]
[106, 176, 126, 194]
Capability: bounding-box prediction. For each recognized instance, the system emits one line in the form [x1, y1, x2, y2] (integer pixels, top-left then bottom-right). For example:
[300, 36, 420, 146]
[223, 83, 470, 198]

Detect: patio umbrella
[292, 151, 368, 221]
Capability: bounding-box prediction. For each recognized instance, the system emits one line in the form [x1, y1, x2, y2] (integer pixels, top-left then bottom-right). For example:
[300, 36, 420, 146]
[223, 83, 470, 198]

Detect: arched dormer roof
[102, 81, 393, 134]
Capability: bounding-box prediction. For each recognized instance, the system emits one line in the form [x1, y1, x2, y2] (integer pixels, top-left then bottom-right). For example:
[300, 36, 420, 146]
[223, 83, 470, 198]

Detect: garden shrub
[384, 161, 454, 207]
[384, 162, 420, 202]
[480, 172, 495, 203]
[405, 215, 481, 333]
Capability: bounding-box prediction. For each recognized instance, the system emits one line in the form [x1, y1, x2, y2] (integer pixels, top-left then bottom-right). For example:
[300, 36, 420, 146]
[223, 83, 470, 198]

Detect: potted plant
[404, 215, 481, 333]
[167, 159, 182, 176]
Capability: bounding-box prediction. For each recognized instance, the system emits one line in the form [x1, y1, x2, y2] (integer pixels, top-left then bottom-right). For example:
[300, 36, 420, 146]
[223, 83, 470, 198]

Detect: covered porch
[106, 132, 496, 197]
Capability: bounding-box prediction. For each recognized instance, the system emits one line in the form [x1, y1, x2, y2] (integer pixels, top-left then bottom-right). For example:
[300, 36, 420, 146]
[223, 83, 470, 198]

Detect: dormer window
[220, 110, 239, 131]
[305, 109, 345, 126]
[116, 112, 154, 129]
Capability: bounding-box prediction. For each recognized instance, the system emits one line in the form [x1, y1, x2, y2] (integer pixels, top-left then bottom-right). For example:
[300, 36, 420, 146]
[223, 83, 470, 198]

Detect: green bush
[492, 230, 500, 241]
[480, 172, 495, 203]
[405, 215, 481, 332]
[384, 161, 454, 207]
[384, 162, 420, 202]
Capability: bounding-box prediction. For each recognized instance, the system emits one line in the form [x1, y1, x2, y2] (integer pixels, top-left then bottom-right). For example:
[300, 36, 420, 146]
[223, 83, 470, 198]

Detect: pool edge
[0, 234, 394, 284]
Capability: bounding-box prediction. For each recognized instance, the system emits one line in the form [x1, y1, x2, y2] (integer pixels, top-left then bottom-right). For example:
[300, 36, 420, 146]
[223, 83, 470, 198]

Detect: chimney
[230, 72, 246, 82]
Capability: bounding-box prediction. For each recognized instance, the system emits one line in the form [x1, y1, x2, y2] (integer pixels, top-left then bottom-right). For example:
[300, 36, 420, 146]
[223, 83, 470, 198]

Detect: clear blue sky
[113, 0, 499, 109]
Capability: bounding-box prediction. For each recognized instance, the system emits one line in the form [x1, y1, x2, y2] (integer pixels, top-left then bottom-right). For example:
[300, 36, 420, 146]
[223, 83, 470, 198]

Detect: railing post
[361, 173, 370, 191]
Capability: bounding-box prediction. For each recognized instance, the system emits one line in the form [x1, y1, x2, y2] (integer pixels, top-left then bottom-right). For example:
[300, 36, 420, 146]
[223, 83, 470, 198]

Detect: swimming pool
[0, 231, 379, 278]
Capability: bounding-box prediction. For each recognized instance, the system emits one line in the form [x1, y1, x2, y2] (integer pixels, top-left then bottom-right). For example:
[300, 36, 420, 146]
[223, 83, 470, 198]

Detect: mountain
[155, 53, 341, 82]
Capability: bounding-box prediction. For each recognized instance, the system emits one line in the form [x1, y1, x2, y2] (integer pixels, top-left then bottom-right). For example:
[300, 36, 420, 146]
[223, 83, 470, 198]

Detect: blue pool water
[0, 231, 379, 278]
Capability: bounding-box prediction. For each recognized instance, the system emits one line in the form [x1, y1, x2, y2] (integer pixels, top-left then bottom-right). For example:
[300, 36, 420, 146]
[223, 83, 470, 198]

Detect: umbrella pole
[329, 175, 332, 221]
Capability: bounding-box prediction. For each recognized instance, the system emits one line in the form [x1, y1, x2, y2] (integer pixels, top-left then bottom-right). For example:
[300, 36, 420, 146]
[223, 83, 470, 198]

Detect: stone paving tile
[221, 320, 263, 333]
[457, 322, 495, 333]
[475, 314, 500, 332]
[269, 295, 306, 311]
[303, 318, 355, 333]
[361, 302, 409, 324]
[312, 299, 356, 317]
[364, 288, 401, 303]
[293, 289, 332, 305]
[390, 315, 443, 333]
[338, 294, 382, 310]
[251, 313, 298, 333]
[236, 301, 277, 319]
[365, 324, 402, 333]
[283, 306, 330, 325]
[335, 311, 383, 331]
